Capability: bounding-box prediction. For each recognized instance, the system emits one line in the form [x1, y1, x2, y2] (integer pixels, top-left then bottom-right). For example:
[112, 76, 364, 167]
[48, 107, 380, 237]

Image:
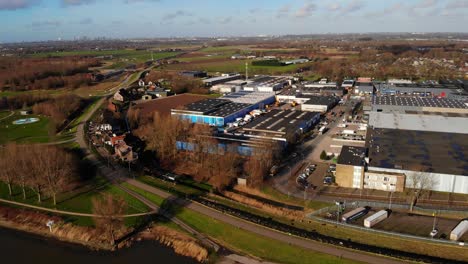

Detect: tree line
[134, 113, 278, 191]
[0, 57, 99, 91]
[144, 70, 207, 95]
[0, 144, 77, 205]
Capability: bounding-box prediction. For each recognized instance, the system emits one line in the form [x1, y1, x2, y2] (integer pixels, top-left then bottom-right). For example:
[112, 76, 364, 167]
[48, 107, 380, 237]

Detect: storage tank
[364, 210, 388, 228]
[450, 220, 468, 241]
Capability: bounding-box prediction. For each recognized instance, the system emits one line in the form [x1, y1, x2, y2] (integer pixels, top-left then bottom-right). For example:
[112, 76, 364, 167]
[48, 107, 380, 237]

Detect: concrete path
[0, 198, 158, 218]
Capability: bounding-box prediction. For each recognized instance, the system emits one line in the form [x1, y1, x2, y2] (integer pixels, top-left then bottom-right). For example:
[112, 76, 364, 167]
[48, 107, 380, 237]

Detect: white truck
[450, 220, 468, 241]
[364, 210, 388, 228]
[342, 129, 355, 135]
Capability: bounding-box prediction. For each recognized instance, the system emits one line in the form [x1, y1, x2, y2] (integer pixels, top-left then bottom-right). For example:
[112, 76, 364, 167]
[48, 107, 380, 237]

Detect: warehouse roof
[368, 112, 468, 134]
[184, 98, 231, 114]
[338, 146, 367, 166]
[372, 96, 468, 109]
[303, 96, 339, 106]
[210, 102, 252, 117]
[221, 90, 275, 104]
[366, 128, 468, 176]
[178, 98, 252, 117]
[242, 109, 319, 135]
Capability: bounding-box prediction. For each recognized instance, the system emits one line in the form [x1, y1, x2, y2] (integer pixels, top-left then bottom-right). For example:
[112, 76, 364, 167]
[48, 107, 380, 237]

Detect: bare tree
[92, 194, 127, 246]
[41, 146, 76, 205]
[244, 142, 277, 189]
[0, 144, 19, 196]
[406, 172, 436, 212]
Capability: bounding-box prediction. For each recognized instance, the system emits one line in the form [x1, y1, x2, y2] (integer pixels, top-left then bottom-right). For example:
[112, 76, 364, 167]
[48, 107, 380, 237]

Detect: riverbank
[0, 204, 209, 262]
[0, 226, 197, 264]
[0, 205, 112, 250]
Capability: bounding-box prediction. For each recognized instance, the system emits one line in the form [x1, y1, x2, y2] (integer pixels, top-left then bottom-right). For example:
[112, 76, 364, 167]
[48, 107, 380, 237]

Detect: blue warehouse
[171, 91, 276, 127]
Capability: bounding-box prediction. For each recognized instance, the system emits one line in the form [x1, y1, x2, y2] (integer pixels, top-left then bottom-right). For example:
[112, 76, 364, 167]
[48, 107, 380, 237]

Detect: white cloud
[0, 0, 39, 10]
[295, 2, 316, 18]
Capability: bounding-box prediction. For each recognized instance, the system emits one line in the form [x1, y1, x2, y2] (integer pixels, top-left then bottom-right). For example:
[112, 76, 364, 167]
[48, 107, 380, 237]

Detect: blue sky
[1, 0, 467, 42]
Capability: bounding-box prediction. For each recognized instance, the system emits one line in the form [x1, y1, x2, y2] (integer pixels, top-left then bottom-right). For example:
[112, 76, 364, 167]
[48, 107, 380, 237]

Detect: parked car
[323, 176, 333, 185]
[430, 229, 438, 238]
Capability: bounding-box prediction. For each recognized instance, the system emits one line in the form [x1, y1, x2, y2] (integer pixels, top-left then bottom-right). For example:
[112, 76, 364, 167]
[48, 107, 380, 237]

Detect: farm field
[30, 49, 180, 70]
[0, 112, 51, 144]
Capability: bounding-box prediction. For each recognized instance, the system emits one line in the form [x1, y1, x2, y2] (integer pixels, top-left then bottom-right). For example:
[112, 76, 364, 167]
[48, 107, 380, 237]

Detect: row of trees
[0, 57, 98, 91]
[0, 144, 77, 205]
[144, 70, 206, 94]
[135, 113, 277, 191]
[32, 94, 84, 131]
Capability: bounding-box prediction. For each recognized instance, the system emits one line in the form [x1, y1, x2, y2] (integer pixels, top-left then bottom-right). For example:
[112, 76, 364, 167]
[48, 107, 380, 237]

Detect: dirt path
[0, 111, 14, 122]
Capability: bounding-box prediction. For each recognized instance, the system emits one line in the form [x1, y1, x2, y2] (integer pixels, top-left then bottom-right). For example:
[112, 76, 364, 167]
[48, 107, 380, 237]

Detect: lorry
[450, 220, 468, 241]
[364, 210, 388, 228]
[342, 207, 369, 222]
[342, 129, 355, 135]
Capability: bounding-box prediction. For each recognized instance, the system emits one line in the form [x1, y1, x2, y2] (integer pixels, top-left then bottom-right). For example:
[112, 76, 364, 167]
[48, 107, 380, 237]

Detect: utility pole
[389, 191, 394, 210]
[245, 62, 248, 81]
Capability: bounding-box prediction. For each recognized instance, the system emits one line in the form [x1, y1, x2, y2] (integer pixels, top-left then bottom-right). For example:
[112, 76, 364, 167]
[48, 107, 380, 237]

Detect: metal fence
[308, 202, 468, 247]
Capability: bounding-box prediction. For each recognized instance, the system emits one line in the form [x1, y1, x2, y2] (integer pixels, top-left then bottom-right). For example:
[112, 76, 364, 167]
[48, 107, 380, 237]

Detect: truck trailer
[450, 220, 468, 241]
[364, 210, 388, 228]
[342, 207, 369, 222]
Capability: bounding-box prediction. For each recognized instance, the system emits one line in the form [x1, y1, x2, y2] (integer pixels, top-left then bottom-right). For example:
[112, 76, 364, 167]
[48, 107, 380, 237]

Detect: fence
[308, 201, 468, 247]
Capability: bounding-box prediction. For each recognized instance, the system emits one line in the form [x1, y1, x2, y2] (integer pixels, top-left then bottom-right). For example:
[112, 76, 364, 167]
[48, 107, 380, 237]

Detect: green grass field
[124, 184, 360, 264]
[0, 113, 51, 144]
[0, 111, 12, 120]
[0, 176, 150, 226]
[163, 60, 313, 75]
[30, 49, 180, 69]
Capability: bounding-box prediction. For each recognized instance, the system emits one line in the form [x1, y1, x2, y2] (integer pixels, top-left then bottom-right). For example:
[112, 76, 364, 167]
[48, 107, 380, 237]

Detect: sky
[0, 0, 467, 43]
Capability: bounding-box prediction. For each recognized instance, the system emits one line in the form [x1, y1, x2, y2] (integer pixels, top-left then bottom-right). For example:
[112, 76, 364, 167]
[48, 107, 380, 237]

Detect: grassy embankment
[122, 183, 361, 264]
[0, 176, 150, 227]
[132, 176, 468, 262]
[0, 112, 51, 144]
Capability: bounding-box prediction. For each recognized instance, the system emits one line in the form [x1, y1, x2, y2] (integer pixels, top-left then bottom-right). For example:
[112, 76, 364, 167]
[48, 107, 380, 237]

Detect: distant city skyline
[1, 0, 468, 43]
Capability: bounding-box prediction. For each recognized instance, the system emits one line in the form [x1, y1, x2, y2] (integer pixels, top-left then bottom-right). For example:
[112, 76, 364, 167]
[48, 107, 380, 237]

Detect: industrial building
[243, 75, 293, 92]
[203, 74, 242, 86]
[335, 146, 367, 189]
[300, 96, 339, 113]
[366, 128, 468, 194]
[379, 86, 466, 99]
[239, 109, 320, 144]
[354, 82, 375, 95]
[180, 71, 207, 78]
[368, 111, 468, 134]
[335, 145, 406, 192]
[210, 80, 248, 94]
[171, 91, 275, 127]
[371, 96, 468, 114]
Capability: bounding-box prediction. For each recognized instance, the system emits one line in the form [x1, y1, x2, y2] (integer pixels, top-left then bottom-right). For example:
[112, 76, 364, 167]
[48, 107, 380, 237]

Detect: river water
[0, 227, 196, 264]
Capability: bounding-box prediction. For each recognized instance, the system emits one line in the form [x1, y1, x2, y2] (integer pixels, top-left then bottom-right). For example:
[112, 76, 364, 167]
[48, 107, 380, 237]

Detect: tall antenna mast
[245, 62, 248, 81]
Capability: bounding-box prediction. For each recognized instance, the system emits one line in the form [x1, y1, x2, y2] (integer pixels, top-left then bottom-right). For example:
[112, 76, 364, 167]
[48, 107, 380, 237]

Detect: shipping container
[450, 220, 468, 241]
[342, 207, 369, 222]
[364, 210, 388, 228]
